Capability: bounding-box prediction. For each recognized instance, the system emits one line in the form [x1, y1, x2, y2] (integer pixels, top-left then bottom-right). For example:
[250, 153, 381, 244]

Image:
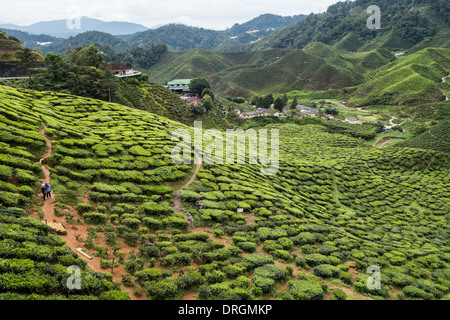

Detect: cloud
[0, 0, 337, 30]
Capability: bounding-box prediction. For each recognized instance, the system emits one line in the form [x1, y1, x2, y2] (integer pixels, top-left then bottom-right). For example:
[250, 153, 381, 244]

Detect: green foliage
[190, 77, 210, 96]
[287, 280, 324, 300]
[145, 278, 181, 300]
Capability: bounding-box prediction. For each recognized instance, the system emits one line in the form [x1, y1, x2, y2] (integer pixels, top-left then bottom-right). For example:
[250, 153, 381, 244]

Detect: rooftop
[167, 79, 191, 86]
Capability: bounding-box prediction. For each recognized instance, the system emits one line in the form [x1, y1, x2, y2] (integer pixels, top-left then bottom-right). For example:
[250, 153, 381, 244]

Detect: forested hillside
[255, 0, 450, 52]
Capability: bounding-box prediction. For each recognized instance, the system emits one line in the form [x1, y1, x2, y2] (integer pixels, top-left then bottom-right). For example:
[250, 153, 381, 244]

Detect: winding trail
[171, 152, 203, 220]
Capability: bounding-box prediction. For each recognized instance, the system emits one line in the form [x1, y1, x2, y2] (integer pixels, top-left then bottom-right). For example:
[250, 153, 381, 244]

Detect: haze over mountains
[0, 13, 306, 49]
[0, 17, 149, 38]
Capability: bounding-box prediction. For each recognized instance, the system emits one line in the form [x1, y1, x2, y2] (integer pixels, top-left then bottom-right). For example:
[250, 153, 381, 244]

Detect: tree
[202, 94, 214, 111]
[16, 48, 40, 78]
[274, 97, 285, 112]
[290, 96, 298, 110]
[324, 107, 339, 116]
[318, 100, 327, 107]
[190, 77, 210, 96]
[250, 96, 259, 105]
[201, 87, 214, 100]
[256, 96, 265, 108]
[263, 94, 274, 107]
[282, 93, 288, 105]
[67, 45, 103, 68]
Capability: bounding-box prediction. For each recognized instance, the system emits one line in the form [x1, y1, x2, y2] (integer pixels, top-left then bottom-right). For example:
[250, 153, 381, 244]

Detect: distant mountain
[224, 13, 307, 44]
[1, 14, 305, 52]
[40, 31, 130, 55]
[126, 24, 234, 51]
[0, 17, 148, 38]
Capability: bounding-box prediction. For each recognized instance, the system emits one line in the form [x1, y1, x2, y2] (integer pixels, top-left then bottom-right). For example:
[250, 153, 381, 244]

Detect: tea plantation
[0, 84, 448, 300]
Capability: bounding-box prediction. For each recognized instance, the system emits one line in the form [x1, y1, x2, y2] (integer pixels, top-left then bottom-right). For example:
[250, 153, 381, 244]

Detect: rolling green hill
[348, 47, 450, 106]
[146, 43, 393, 98]
[395, 118, 450, 153]
[145, 48, 292, 84]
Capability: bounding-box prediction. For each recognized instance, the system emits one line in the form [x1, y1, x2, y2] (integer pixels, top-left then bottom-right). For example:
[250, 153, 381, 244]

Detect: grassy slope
[146, 43, 393, 98]
[115, 81, 193, 125]
[145, 48, 292, 85]
[395, 118, 450, 153]
[348, 48, 450, 106]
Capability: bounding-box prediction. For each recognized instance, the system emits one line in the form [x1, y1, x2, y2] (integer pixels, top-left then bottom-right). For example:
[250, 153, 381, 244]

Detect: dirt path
[171, 152, 202, 223]
[39, 125, 61, 232]
[38, 124, 147, 300]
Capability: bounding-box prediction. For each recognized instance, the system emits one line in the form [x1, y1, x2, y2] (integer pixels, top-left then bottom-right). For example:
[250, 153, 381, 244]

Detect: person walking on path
[44, 182, 51, 199]
[40, 184, 46, 200]
[188, 214, 195, 228]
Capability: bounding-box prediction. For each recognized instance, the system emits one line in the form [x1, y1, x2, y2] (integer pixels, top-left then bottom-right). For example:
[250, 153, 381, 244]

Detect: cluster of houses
[235, 108, 280, 118]
[235, 105, 336, 120]
[234, 104, 368, 124]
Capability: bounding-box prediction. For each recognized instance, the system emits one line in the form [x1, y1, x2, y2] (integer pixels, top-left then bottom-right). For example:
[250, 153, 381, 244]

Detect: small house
[166, 79, 191, 93]
[111, 62, 142, 78]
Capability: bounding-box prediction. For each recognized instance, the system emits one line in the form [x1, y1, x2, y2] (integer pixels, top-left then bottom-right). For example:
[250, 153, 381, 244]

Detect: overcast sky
[0, 0, 340, 30]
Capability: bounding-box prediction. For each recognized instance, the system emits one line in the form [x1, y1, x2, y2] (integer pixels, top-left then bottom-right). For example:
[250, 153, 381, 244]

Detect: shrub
[252, 275, 275, 293]
[143, 217, 164, 230]
[402, 286, 434, 300]
[287, 280, 324, 300]
[15, 169, 35, 185]
[75, 203, 94, 215]
[243, 253, 274, 268]
[254, 264, 287, 281]
[160, 253, 192, 266]
[145, 278, 180, 300]
[100, 290, 130, 300]
[167, 216, 189, 230]
[236, 241, 257, 253]
[205, 270, 226, 284]
[180, 190, 203, 202]
[135, 268, 164, 285]
[303, 253, 331, 267]
[333, 289, 347, 300]
[313, 264, 340, 279]
[178, 271, 205, 290]
[141, 202, 174, 216]
[83, 213, 107, 224]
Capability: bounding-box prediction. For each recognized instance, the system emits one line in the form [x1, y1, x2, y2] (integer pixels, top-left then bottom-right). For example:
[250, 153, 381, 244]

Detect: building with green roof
[166, 79, 191, 92]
